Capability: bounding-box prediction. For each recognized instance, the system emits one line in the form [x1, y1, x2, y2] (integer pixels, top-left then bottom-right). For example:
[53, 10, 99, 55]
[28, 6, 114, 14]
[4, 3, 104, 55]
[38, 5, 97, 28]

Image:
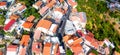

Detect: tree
[23, 7, 40, 19]
[66, 49, 73, 55]
[0, 14, 5, 25]
[19, 0, 35, 7]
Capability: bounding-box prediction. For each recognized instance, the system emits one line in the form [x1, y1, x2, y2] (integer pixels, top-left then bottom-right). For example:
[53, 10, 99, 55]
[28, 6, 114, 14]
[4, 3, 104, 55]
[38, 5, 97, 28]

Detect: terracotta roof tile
[70, 38, 83, 46]
[63, 35, 71, 42]
[98, 41, 104, 46]
[0, 51, 3, 55]
[38, 6, 49, 15]
[54, 43, 59, 55]
[70, 44, 83, 53]
[7, 45, 18, 51]
[68, 0, 77, 8]
[10, 14, 19, 20]
[18, 5, 26, 11]
[0, 2, 6, 6]
[35, 1, 42, 7]
[43, 43, 52, 55]
[19, 47, 26, 55]
[33, 29, 41, 40]
[54, 7, 65, 14]
[22, 21, 33, 29]
[32, 42, 42, 54]
[20, 35, 30, 46]
[36, 20, 52, 29]
[26, 15, 35, 22]
[46, 0, 56, 8]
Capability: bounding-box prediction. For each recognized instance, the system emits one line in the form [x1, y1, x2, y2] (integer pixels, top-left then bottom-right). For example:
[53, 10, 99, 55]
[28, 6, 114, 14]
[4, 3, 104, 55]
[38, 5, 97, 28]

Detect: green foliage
[23, 30, 29, 35]
[76, 0, 120, 52]
[91, 49, 98, 55]
[0, 14, 5, 25]
[23, 7, 40, 19]
[66, 49, 73, 55]
[0, 44, 5, 48]
[19, 0, 35, 7]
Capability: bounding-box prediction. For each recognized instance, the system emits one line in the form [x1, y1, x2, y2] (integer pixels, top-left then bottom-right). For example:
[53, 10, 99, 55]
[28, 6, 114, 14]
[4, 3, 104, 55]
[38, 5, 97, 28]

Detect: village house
[0, 2, 7, 10]
[18, 35, 31, 55]
[52, 7, 64, 23]
[70, 12, 87, 29]
[33, 29, 41, 41]
[67, 0, 77, 8]
[48, 24, 58, 36]
[43, 42, 60, 55]
[3, 19, 16, 32]
[6, 45, 18, 55]
[38, 0, 56, 16]
[36, 20, 52, 34]
[15, 20, 25, 35]
[64, 20, 76, 35]
[43, 42, 52, 55]
[9, 3, 26, 14]
[33, 1, 42, 10]
[22, 21, 33, 31]
[10, 14, 20, 21]
[32, 42, 42, 55]
[4, 14, 20, 32]
[104, 38, 115, 48]
[26, 15, 35, 22]
[63, 35, 85, 55]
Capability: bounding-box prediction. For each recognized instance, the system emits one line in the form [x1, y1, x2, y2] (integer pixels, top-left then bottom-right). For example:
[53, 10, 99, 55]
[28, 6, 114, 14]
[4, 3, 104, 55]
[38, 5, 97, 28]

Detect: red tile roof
[34, 29, 41, 40]
[22, 21, 33, 29]
[7, 45, 18, 51]
[54, 7, 65, 14]
[85, 35, 93, 42]
[26, 15, 35, 22]
[0, 2, 6, 6]
[36, 20, 52, 29]
[70, 38, 83, 46]
[19, 47, 26, 55]
[54, 43, 59, 55]
[46, 0, 56, 8]
[68, 0, 77, 8]
[77, 30, 85, 37]
[87, 31, 94, 38]
[19, 5, 26, 11]
[0, 51, 3, 55]
[43, 43, 52, 55]
[63, 35, 71, 42]
[20, 35, 30, 46]
[35, 1, 42, 7]
[32, 42, 42, 54]
[4, 19, 16, 31]
[10, 14, 19, 20]
[85, 35, 99, 49]
[38, 6, 49, 15]
[70, 44, 83, 54]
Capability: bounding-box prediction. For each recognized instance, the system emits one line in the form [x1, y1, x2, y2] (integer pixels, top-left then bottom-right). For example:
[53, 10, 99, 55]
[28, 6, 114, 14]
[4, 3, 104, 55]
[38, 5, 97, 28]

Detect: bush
[66, 49, 73, 55]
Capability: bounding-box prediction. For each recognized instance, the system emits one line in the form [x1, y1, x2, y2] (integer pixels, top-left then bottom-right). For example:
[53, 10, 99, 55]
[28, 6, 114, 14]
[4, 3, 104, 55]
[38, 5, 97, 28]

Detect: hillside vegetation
[76, 0, 120, 52]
